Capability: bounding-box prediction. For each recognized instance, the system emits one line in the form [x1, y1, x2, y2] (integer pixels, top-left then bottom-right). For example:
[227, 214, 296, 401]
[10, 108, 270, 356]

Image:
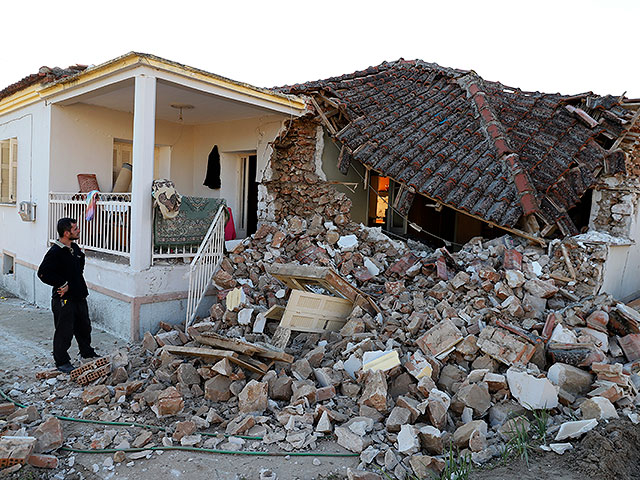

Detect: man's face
[67, 223, 80, 240]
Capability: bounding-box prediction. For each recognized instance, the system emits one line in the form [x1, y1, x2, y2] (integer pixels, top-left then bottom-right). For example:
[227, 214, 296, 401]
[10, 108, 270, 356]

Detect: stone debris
[8, 220, 640, 476]
[555, 419, 599, 441]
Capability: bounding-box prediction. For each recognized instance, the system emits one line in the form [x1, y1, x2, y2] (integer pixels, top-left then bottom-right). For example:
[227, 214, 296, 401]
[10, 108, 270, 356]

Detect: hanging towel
[85, 190, 99, 221]
[203, 145, 221, 189]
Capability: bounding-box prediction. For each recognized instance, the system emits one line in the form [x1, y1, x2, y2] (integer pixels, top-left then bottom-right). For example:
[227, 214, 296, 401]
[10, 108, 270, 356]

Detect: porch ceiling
[58, 78, 286, 124]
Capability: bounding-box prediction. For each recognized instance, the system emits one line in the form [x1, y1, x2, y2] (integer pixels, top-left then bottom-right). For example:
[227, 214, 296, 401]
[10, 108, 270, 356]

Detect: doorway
[238, 155, 258, 238]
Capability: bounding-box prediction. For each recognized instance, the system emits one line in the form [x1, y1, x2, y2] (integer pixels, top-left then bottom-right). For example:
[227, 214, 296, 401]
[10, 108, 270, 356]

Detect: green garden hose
[1, 388, 358, 458]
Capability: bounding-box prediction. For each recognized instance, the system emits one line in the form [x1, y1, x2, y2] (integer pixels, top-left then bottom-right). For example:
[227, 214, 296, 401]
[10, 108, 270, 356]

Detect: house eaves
[0, 52, 306, 117]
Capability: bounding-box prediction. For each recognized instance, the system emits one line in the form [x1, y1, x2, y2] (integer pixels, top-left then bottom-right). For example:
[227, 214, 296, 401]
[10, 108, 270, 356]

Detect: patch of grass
[377, 442, 472, 480]
[437, 441, 472, 480]
[530, 408, 550, 445]
[501, 415, 531, 467]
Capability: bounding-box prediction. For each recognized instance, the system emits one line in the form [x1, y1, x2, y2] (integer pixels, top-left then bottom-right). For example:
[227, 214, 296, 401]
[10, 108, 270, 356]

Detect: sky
[4, 0, 639, 98]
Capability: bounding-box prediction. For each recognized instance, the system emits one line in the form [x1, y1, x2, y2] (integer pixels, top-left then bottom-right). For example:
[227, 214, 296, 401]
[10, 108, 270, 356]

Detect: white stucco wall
[0, 102, 52, 278]
[191, 115, 284, 233]
[49, 104, 195, 193]
[600, 203, 640, 301]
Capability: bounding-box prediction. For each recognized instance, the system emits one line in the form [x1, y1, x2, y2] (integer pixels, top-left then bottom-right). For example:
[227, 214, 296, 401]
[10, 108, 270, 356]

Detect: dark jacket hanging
[203, 145, 221, 189]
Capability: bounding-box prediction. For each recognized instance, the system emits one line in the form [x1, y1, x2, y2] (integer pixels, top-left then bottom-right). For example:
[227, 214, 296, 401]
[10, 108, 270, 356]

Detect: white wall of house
[49, 104, 195, 193]
[600, 204, 640, 301]
[192, 115, 284, 233]
[0, 101, 53, 305]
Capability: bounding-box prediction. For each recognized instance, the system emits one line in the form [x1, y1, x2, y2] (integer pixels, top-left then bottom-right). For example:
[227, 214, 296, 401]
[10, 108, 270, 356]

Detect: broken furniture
[265, 263, 380, 347]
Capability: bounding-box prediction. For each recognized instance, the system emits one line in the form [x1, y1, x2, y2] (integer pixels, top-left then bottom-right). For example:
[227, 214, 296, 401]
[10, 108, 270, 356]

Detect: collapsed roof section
[283, 59, 640, 238]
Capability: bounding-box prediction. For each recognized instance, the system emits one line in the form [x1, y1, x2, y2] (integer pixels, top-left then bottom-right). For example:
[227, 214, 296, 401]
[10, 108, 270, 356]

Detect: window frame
[0, 137, 17, 205]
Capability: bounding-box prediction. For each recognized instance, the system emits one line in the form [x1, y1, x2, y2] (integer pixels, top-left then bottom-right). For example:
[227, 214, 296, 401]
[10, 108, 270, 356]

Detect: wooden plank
[253, 347, 293, 363]
[264, 305, 285, 321]
[230, 355, 268, 375]
[318, 94, 340, 110]
[310, 97, 337, 135]
[163, 345, 237, 361]
[196, 332, 293, 363]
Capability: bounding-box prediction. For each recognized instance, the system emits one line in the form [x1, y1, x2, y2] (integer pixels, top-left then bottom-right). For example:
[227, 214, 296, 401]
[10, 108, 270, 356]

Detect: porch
[48, 191, 203, 264]
[38, 53, 305, 338]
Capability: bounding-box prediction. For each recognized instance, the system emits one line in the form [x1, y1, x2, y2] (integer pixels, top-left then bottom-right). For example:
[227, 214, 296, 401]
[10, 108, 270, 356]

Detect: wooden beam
[310, 97, 337, 135]
[541, 223, 557, 237]
[162, 345, 237, 361]
[611, 105, 640, 151]
[318, 94, 340, 110]
[195, 332, 293, 363]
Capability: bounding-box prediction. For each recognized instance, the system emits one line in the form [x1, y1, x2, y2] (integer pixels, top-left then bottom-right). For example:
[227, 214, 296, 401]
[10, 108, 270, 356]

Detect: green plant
[530, 408, 550, 445]
[502, 415, 531, 467]
[436, 441, 472, 480]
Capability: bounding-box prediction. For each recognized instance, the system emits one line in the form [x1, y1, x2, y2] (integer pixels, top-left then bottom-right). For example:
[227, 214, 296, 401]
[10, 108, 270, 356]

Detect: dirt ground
[472, 419, 640, 480]
[2, 289, 640, 480]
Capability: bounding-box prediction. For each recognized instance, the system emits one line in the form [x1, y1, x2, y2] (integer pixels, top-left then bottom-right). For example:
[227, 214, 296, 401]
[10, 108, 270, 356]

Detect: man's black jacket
[38, 242, 89, 299]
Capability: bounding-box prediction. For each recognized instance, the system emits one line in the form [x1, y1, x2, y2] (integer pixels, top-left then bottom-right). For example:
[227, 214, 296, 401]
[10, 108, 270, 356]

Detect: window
[367, 174, 406, 234]
[2, 253, 14, 276]
[0, 138, 17, 204]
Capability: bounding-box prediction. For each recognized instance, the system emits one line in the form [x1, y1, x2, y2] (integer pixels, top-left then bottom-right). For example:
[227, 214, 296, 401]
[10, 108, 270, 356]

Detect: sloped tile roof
[0, 65, 87, 101]
[283, 60, 636, 234]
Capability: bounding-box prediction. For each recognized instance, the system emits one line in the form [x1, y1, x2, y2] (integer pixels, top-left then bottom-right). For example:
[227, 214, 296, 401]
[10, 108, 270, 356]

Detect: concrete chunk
[580, 396, 618, 420]
[555, 419, 598, 441]
[547, 363, 593, 396]
[506, 367, 558, 410]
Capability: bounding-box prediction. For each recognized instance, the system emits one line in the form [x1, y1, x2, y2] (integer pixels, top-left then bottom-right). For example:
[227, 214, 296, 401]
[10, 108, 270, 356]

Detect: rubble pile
[3, 217, 640, 479]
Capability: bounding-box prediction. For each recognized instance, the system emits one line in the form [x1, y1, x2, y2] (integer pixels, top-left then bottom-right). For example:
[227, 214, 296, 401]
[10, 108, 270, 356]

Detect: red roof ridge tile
[457, 72, 541, 218]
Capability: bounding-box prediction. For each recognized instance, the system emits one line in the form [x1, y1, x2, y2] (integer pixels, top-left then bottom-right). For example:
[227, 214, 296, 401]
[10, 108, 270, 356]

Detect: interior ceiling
[58, 78, 280, 124]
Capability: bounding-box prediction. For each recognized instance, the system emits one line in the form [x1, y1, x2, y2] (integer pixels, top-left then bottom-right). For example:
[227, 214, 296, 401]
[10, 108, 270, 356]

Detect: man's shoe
[81, 351, 100, 359]
[56, 362, 76, 374]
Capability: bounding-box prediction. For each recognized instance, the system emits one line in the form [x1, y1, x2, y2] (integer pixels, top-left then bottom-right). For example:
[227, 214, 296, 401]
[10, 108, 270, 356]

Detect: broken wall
[320, 132, 368, 224]
[589, 146, 640, 300]
[259, 116, 353, 224]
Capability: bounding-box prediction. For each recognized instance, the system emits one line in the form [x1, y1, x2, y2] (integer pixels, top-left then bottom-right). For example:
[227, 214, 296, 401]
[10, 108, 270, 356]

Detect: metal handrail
[185, 205, 227, 327]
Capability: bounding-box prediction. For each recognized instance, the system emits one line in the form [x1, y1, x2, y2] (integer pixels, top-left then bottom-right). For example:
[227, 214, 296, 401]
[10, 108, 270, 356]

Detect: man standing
[38, 217, 98, 373]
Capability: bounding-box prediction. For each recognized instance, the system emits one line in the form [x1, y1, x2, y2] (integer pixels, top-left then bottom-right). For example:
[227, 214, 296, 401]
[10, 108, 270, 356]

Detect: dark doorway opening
[247, 155, 258, 236]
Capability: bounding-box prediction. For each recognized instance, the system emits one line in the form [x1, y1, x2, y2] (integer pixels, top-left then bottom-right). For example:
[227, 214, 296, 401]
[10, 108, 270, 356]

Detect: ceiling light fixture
[170, 103, 194, 122]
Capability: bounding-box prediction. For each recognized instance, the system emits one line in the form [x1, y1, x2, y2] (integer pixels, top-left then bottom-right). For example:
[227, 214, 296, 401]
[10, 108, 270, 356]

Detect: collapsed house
[1, 54, 640, 340]
[268, 59, 640, 301]
[4, 59, 640, 479]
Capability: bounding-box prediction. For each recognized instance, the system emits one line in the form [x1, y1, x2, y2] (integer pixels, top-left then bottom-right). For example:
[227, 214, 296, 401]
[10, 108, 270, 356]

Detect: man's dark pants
[51, 297, 94, 366]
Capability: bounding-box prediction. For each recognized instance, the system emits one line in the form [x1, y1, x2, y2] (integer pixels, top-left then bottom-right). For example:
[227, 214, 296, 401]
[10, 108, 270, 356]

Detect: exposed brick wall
[259, 116, 352, 224]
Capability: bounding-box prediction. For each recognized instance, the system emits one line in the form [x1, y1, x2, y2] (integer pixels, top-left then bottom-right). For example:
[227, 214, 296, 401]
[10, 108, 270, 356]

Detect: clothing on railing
[85, 190, 99, 221]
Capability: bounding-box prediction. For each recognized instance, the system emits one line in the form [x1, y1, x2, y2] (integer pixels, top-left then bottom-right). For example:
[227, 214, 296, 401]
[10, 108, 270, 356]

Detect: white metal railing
[153, 243, 199, 262]
[48, 192, 132, 257]
[186, 205, 226, 326]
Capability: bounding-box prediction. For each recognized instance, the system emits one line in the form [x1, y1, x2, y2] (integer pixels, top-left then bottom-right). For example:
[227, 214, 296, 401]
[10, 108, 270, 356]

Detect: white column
[130, 75, 156, 271]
